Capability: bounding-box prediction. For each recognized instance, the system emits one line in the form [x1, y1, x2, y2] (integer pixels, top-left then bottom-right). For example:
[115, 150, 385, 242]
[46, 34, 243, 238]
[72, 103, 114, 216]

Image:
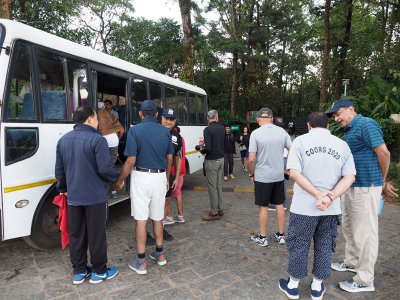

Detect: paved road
[1, 159, 399, 299]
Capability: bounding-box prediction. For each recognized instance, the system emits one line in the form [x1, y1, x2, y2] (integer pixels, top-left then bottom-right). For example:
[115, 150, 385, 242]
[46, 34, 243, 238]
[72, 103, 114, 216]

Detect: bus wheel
[23, 189, 61, 250]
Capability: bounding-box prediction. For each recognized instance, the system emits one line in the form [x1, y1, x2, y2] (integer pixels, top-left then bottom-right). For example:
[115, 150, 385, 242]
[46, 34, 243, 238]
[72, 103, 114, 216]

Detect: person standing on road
[161, 108, 182, 239]
[55, 106, 119, 285]
[239, 126, 250, 171]
[114, 100, 174, 275]
[202, 109, 225, 221]
[223, 124, 236, 181]
[327, 99, 398, 293]
[248, 108, 291, 246]
[278, 112, 356, 300]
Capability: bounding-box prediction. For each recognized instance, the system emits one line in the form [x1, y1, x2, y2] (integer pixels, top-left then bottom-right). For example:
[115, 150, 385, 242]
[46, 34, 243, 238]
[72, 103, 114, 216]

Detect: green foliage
[376, 118, 400, 162]
[387, 163, 400, 192]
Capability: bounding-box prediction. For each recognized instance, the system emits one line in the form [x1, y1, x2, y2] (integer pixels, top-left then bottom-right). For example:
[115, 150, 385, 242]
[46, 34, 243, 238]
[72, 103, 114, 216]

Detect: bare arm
[172, 156, 182, 189]
[248, 152, 256, 183]
[374, 144, 398, 197]
[329, 174, 356, 200]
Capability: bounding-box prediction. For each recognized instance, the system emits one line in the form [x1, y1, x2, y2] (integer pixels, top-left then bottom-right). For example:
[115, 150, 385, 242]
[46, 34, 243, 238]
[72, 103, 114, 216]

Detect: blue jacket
[55, 124, 118, 206]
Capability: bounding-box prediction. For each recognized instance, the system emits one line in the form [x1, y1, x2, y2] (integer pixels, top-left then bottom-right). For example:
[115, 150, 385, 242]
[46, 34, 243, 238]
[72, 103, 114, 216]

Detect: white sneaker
[274, 233, 286, 244]
[331, 261, 356, 272]
[229, 174, 235, 179]
[339, 279, 375, 293]
[175, 215, 185, 223]
[162, 216, 175, 226]
[250, 234, 269, 247]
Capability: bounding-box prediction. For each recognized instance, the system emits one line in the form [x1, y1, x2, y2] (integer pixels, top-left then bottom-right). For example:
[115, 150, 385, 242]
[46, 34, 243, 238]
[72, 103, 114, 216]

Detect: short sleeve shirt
[171, 129, 183, 159]
[124, 117, 174, 169]
[287, 128, 356, 216]
[248, 124, 292, 183]
[344, 114, 385, 187]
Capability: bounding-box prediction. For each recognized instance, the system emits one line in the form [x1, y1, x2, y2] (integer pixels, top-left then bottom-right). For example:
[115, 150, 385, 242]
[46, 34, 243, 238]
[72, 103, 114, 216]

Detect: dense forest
[1, 0, 400, 123]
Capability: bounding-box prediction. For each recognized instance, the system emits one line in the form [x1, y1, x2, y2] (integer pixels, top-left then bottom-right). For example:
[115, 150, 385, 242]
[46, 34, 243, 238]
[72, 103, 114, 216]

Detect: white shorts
[130, 170, 167, 221]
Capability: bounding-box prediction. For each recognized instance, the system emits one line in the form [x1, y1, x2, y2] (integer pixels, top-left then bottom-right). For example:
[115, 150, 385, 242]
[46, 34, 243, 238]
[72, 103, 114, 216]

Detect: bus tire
[23, 188, 61, 250]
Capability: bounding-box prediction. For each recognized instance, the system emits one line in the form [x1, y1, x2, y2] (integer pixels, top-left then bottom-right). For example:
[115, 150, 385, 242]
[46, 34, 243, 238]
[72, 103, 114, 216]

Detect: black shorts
[166, 174, 176, 197]
[254, 180, 285, 207]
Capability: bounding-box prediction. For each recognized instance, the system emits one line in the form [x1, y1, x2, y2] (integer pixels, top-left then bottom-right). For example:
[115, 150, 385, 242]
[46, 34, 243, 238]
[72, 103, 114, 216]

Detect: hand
[60, 192, 67, 197]
[233, 154, 236, 158]
[250, 176, 255, 184]
[166, 179, 170, 191]
[382, 182, 398, 198]
[316, 196, 332, 211]
[113, 180, 124, 190]
[172, 178, 179, 190]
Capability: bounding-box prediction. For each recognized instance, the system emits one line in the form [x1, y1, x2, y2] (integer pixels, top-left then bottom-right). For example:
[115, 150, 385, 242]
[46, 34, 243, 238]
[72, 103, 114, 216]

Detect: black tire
[23, 189, 61, 250]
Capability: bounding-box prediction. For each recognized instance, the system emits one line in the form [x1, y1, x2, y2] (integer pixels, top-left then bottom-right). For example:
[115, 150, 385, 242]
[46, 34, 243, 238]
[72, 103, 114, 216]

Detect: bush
[387, 163, 400, 192]
[376, 118, 400, 162]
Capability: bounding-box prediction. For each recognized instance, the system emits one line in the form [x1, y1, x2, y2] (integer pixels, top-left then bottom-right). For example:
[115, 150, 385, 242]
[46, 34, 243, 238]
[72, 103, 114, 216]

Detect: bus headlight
[15, 200, 29, 208]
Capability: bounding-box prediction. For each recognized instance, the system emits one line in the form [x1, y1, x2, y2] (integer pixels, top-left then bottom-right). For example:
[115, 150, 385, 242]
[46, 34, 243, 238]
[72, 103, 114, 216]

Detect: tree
[0, 0, 12, 19]
[179, 0, 195, 83]
[319, 0, 331, 110]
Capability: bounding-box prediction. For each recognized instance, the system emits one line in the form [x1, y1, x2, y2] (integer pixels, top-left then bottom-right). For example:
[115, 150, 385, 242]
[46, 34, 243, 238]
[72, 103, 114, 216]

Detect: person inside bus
[98, 102, 124, 200]
[104, 99, 119, 119]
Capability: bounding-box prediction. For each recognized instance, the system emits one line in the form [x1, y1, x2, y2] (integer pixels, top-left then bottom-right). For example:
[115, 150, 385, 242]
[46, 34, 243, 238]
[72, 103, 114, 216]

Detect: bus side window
[188, 93, 205, 125]
[5, 42, 36, 120]
[165, 87, 188, 125]
[149, 81, 163, 121]
[67, 60, 88, 119]
[36, 48, 67, 120]
[131, 78, 147, 124]
[5, 128, 38, 165]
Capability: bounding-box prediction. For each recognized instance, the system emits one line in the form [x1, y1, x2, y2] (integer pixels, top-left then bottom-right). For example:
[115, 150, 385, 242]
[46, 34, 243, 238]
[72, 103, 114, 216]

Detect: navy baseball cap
[326, 99, 354, 117]
[140, 100, 157, 115]
[162, 108, 177, 119]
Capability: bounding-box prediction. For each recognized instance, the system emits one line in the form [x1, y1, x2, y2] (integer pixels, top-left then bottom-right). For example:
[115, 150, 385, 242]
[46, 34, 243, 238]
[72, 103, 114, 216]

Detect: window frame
[4, 127, 39, 166]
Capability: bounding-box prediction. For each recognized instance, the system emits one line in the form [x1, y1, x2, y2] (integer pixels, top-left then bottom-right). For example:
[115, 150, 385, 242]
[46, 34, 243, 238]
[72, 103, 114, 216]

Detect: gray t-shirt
[249, 124, 292, 183]
[287, 128, 356, 216]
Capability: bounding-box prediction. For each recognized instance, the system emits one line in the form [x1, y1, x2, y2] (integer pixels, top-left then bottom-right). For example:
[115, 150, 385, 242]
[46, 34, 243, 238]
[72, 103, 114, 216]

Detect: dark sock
[276, 232, 284, 236]
[156, 245, 163, 252]
[138, 252, 145, 259]
[260, 235, 266, 239]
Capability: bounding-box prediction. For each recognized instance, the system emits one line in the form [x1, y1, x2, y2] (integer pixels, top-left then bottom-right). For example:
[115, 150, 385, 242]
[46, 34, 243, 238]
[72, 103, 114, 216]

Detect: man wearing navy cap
[115, 100, 174, 275]
[327, 99, 398, 293]
[161, 108, 182, 235]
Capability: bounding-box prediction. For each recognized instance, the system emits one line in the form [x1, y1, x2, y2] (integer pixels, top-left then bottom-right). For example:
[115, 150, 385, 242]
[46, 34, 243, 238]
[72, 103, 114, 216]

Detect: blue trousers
[286, 212, 340, 280]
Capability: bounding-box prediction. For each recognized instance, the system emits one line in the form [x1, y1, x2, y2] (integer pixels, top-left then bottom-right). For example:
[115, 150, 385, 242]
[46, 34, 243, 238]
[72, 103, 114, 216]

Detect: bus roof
[0, 19, 206, 96]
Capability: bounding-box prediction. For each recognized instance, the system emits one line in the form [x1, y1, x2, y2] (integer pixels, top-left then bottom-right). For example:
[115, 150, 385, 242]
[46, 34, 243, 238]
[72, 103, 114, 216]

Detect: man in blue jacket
[55, 106, 119, 285]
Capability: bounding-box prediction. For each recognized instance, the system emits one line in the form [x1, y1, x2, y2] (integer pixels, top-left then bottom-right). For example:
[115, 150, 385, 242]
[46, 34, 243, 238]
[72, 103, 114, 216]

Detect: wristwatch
[249, 174, 254, 177]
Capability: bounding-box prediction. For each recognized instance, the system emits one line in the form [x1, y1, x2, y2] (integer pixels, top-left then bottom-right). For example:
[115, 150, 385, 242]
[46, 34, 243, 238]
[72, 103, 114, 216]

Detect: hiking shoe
[149, 251, 167, 266]
[89, 266, 118, 284]
[163, 229, 174, 241]
[146, 232, 156, 245]
[224, 176, 228, 181]
[250, 234, 269, 247]
[229, 174, 235, 179]
[175, 215, 185, 223]
[311, 282, 326, 300]
[339, 279, 375, 293]
[278, 278, 299, 299]
[162, 216, 175, 226]
[73, 266, 92, 285]
[274, 232, 286, 244]
[331, 261, 356, 272]
[111, 192, 119, 200]
[128, 258, 147, 275]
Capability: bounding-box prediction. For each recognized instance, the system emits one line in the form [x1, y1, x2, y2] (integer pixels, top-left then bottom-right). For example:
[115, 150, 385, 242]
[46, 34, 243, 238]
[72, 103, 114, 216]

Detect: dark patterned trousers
[287, 212, 341, 280]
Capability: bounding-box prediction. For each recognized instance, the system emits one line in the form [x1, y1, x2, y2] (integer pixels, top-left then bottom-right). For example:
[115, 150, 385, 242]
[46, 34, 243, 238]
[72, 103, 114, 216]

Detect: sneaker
[73, 266, 92, 285]
[218, 209, 224, 216]
[162, 216, 175, 226]
[229, 174, 235, 179]
[339, 279, 375, 293]
[128, 258, 147, 275]
[89, 266, 118, 284]
[224, 176, 228, 181]
[244, 168, 248, 172]
[278, 278, 299, 299]
[149, 251, 167, 266]
[163, 229, 174, 241]
[250, 234, 269, 247]
[311, 282, 326, 300]
[274, 232, 286, 244]
[111, 192, 119, 200]
[331, 261, 356, 272]
[175, 215, 185, 223]
[268, 206, 276, 211]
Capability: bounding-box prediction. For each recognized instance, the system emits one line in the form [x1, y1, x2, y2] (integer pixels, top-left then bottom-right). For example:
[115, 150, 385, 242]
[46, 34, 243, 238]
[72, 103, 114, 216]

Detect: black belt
[135, 167, 165, 173]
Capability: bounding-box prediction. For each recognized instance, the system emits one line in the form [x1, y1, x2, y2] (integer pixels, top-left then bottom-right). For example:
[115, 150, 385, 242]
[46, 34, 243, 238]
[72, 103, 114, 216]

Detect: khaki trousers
[204, 158, 224, 215]
[341, 185, 382, 285]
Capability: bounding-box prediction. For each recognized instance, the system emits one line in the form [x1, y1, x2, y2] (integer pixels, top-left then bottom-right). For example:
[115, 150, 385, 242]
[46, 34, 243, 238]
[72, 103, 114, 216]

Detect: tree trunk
[319, 0, 331, 110]
[230, 0, 238, 117]
[334, 0, 353, 100]
[0, 0, 12, 19]
[179, 0, 195, 84]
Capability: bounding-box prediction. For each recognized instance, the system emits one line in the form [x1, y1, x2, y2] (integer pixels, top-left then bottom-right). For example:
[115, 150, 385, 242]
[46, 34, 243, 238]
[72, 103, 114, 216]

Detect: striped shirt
[344, 114, 385, 187]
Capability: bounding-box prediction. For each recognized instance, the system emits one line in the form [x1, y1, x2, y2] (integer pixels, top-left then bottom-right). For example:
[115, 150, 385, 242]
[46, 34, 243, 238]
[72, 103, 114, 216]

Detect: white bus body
[0, 19, 207, 249]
